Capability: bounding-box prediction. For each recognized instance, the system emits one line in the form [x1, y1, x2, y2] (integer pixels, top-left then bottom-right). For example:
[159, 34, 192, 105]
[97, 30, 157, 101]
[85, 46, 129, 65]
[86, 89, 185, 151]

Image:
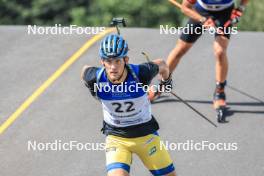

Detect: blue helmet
[99, 34, 128, 59]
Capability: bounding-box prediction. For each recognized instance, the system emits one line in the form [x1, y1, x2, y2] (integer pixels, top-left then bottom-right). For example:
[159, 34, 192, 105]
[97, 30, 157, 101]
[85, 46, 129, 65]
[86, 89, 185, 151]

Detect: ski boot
[213, 81, 228, 123]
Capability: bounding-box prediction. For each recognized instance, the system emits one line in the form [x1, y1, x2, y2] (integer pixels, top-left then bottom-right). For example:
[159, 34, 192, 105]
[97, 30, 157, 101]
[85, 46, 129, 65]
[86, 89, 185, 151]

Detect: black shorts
[180, 4, 234, 43]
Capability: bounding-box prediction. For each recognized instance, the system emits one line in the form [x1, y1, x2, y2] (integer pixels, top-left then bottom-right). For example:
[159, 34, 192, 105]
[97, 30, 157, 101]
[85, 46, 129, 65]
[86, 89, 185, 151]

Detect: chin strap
[126, 64, 140, 83]
[99, 60, 140, 85]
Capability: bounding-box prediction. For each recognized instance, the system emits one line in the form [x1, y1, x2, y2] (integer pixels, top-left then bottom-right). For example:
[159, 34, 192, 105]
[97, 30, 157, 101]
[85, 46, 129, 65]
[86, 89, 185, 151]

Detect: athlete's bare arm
[181, 0, 204, 22]
[152, 59, 170, 80]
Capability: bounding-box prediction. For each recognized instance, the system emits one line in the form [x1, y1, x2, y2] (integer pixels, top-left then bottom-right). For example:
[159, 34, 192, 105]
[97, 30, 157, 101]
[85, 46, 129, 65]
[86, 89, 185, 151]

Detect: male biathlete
[149, 0, 249, 122]
[81, 34, 176, 176]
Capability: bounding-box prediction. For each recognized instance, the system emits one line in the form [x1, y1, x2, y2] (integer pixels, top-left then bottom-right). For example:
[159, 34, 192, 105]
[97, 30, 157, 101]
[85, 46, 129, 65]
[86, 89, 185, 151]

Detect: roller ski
[213, 81, 228, 123]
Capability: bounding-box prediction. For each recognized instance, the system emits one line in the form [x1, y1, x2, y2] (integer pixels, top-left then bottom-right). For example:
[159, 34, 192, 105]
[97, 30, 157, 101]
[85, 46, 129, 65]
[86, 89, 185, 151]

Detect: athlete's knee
[165, 170, 177, 176]
[214, 36, 229, 59]
[106, 162, 130, 176]
[107, 168, 129, 176]
[214, 45, 227, 60]
[174, 39, 193, 57]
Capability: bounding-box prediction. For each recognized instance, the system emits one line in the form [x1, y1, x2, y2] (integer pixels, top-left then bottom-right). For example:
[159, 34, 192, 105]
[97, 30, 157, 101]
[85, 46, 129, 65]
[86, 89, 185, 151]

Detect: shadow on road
[152, 96, 264, 116]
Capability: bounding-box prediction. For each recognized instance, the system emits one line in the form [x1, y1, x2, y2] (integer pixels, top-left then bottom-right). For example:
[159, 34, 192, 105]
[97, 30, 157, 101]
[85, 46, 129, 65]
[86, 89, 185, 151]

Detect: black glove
[230, 7, 244, 24]
[159, 74, 173, 93]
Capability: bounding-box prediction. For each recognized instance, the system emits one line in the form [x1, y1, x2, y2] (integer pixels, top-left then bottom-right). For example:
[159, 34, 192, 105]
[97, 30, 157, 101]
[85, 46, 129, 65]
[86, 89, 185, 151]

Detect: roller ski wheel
[215, 106, 228, 123]
[148, 84, 162, 102]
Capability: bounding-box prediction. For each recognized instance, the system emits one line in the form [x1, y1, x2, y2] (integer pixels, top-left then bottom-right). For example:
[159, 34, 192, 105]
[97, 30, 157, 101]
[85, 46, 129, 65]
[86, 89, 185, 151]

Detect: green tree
[0, 0, 263, 31]
[72, 0, 183, 27]
[238, 0, 264, 31]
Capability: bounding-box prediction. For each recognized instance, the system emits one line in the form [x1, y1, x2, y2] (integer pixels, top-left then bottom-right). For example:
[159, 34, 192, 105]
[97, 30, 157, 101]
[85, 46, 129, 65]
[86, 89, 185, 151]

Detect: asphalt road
[0, 26, 263, 176]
